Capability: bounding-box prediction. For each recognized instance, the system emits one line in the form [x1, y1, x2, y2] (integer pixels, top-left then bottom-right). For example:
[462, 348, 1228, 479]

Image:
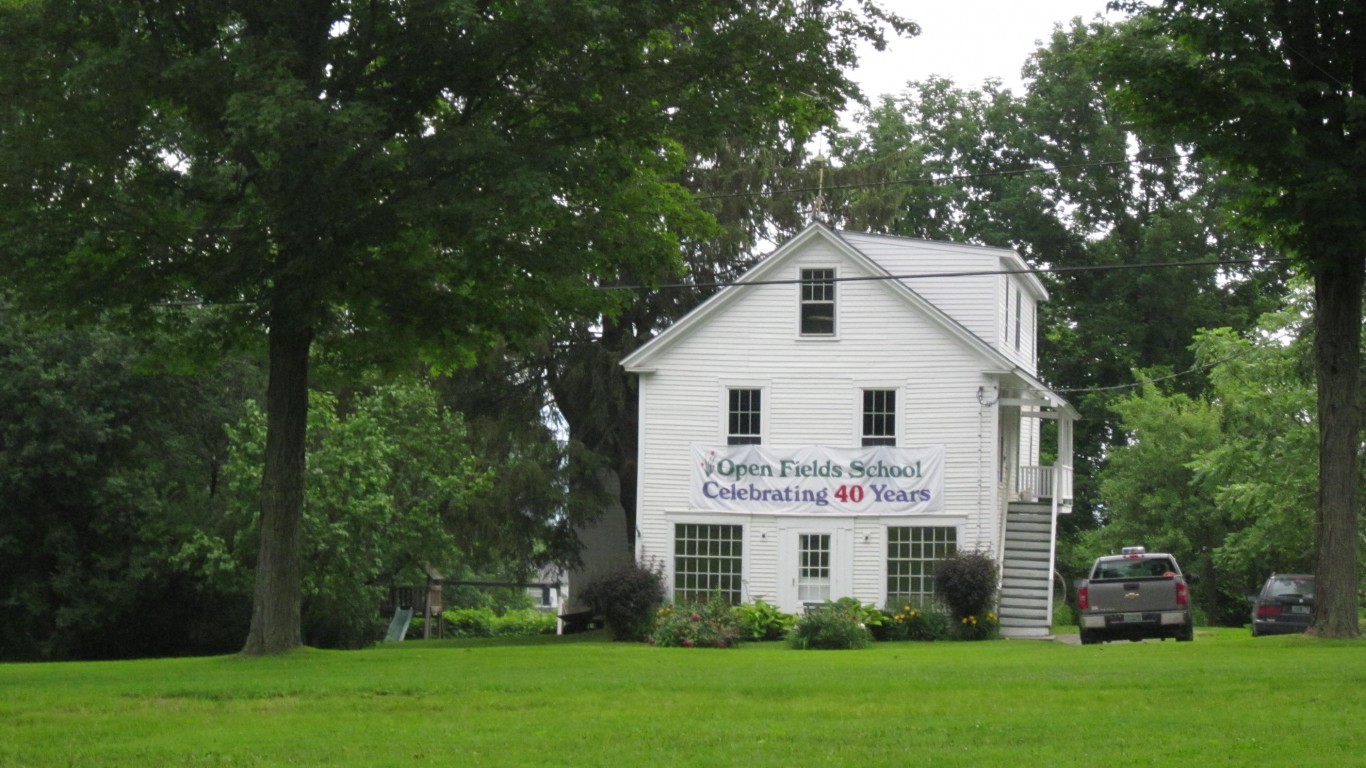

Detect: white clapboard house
[620, 224, 1077, 637]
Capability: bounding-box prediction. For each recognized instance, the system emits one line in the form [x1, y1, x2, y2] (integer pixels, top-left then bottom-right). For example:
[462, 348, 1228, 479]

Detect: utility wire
[692, 153, 1193, 202]
[605, 255, 1292, 292]
[1052, 345, 1261, 396]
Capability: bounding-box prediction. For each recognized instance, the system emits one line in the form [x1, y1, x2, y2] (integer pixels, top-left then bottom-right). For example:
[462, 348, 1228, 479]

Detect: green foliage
[435, 608, 555, 639]
[787, 601, 873, 650]
[490, 609, 557, 638]
[1091, 299, 1359, 626]
[435, 354, 609, 572]
[879, 606, 951, 642]
[933, 552, 1000, 621]
[441, 608, 498, 638]
[650, 594, 743, 649]
[1052, 600, 1077, 631]
[578, 562, 667, 642]
[1089, 373, 1227, 620]
[827, 23, 1291, 538]
[1095, 0, 1363, 638]
[951, 612, 1000, 642]
[732, 599, 795, 641]
[0, 308, 260, 660]
[181, 378, 482, 649]
[0, 0, 914, 654]
[831, 596, 885, 629]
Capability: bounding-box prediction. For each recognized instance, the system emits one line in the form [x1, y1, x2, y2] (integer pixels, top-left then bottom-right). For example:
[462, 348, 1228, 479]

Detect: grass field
[2, 628, 1362, 767]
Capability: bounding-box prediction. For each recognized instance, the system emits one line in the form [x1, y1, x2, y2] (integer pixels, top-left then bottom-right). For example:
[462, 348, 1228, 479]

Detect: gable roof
[621, 223, 1076, 416]
[837, 230, 1049, 302]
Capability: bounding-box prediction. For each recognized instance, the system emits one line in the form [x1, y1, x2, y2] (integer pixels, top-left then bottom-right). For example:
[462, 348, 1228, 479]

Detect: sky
[849, 0, 1120, 103]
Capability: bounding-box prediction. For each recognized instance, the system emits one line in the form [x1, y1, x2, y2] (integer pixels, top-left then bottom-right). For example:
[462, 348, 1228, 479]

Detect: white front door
[779, 523, 853, 611]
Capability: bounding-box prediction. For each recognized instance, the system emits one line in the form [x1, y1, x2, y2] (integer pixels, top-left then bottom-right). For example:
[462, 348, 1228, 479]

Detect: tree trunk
[1307, 255, 1363, 638]
[241, 322, 313, 655]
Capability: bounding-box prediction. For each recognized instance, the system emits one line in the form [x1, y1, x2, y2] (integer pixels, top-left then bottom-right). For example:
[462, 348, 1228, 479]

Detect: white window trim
[854, 384, 903, 447]
[721, 381, 768, 445]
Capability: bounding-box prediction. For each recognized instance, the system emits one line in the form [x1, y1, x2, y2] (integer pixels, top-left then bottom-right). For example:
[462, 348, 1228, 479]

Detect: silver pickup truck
[1077, 547, 1194, 644]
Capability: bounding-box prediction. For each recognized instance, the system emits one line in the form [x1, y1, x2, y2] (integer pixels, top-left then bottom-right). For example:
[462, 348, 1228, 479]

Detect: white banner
[690, 444, 945, 515]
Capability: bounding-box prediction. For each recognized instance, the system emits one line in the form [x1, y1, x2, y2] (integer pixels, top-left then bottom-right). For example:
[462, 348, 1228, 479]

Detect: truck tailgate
[1087, 578, 1179, 612]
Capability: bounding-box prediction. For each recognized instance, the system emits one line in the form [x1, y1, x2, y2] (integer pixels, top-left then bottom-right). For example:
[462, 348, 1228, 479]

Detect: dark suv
[1250, 574, 1314, 637]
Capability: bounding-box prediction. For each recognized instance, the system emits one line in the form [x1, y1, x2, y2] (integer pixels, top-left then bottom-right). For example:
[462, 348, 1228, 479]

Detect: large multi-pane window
[674, 524, 744, 603]
[862, 389, 897, 446]
[800, 268, 836, 335]
[886, 526, 957, 607]
[798, 534, 832, 603]
[727, 388, 762, 445]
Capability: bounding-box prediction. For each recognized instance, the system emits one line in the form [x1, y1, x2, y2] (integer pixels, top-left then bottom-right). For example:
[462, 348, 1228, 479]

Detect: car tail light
[1256, 604, 1281, 618]
[1078, 584, 1089, 611]
[1175, 581, 1189, 607]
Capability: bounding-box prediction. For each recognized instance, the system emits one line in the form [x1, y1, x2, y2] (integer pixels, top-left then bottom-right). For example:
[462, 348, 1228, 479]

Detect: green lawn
[2, 629, 1361, 767]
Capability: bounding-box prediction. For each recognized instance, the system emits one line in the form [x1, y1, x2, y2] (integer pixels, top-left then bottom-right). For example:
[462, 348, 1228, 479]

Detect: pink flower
[690, 613, 701, 622]
[681, 639, 695, 647]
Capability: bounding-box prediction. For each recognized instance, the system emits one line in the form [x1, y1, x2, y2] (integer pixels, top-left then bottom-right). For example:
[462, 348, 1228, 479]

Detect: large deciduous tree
[0, 0, 909, 653]
[823, 21, 1288, 559]
[1100, 0, 1363, 638]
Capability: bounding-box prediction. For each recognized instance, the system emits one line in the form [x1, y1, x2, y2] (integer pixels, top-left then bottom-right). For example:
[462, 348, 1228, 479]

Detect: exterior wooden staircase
[998, 503, 1056, 638]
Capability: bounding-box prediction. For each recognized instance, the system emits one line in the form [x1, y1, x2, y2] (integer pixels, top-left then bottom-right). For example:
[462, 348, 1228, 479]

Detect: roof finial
[810, 138, 828, 225]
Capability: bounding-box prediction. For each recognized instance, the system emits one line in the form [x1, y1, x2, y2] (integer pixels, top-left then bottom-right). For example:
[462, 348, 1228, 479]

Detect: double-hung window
[862, 389, 897, 446]
[727, 388, 762, 445]
[800, 268, 836, 335]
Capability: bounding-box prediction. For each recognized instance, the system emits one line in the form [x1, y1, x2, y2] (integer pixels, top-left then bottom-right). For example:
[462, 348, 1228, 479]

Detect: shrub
[491, 609, 556, 637]
[952, 611, 1000, 641]
[934, 551, 1000, 620]
[578, 561, 667, 642]
[443, 607, 497, 637]
[1052, 599, 1076, 630]
[881, 605, 951, 641]
[423, 607, 554, 639]
[733, 599, 795, 641]
[787, 601, 873, 650]
[651, 593, 743, 648]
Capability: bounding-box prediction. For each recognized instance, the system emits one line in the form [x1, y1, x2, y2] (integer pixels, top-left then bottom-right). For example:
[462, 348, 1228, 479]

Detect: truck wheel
[1176, 625, 1194, 642]
[1079, 630, 1099, 645]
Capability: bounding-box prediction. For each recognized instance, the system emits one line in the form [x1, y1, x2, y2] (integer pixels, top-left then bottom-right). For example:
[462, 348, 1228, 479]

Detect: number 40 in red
[833, 485, 865, 503]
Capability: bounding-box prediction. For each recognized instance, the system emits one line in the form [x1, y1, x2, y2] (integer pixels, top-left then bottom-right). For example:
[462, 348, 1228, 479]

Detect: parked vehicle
[1250, 574, 1315, 637]
[1076, 547, 1194, 644]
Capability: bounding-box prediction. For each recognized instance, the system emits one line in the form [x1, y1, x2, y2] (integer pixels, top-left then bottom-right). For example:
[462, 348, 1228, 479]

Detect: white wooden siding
[837, 232, 1045, 374]
[634, 236, 1018, 611]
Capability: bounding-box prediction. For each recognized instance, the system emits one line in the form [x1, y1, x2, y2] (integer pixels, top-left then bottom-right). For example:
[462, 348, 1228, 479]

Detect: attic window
[800, 268, 835, 335]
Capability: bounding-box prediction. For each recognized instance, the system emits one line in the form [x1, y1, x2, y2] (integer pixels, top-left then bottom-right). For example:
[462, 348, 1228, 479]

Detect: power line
[606, 255, 1291, 292]
[692, 153, 1193, 202]
[1052, 345, 1261, 396]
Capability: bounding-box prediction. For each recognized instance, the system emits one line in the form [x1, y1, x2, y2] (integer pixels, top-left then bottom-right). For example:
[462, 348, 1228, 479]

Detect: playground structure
[380, 566, 570, 641]
[379, 565, 445, 641]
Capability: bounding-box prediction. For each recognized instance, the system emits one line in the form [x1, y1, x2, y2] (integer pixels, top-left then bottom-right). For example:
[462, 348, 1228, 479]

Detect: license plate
[1290, 605, 1311, 615]
[1121, 613, 1142, 623]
